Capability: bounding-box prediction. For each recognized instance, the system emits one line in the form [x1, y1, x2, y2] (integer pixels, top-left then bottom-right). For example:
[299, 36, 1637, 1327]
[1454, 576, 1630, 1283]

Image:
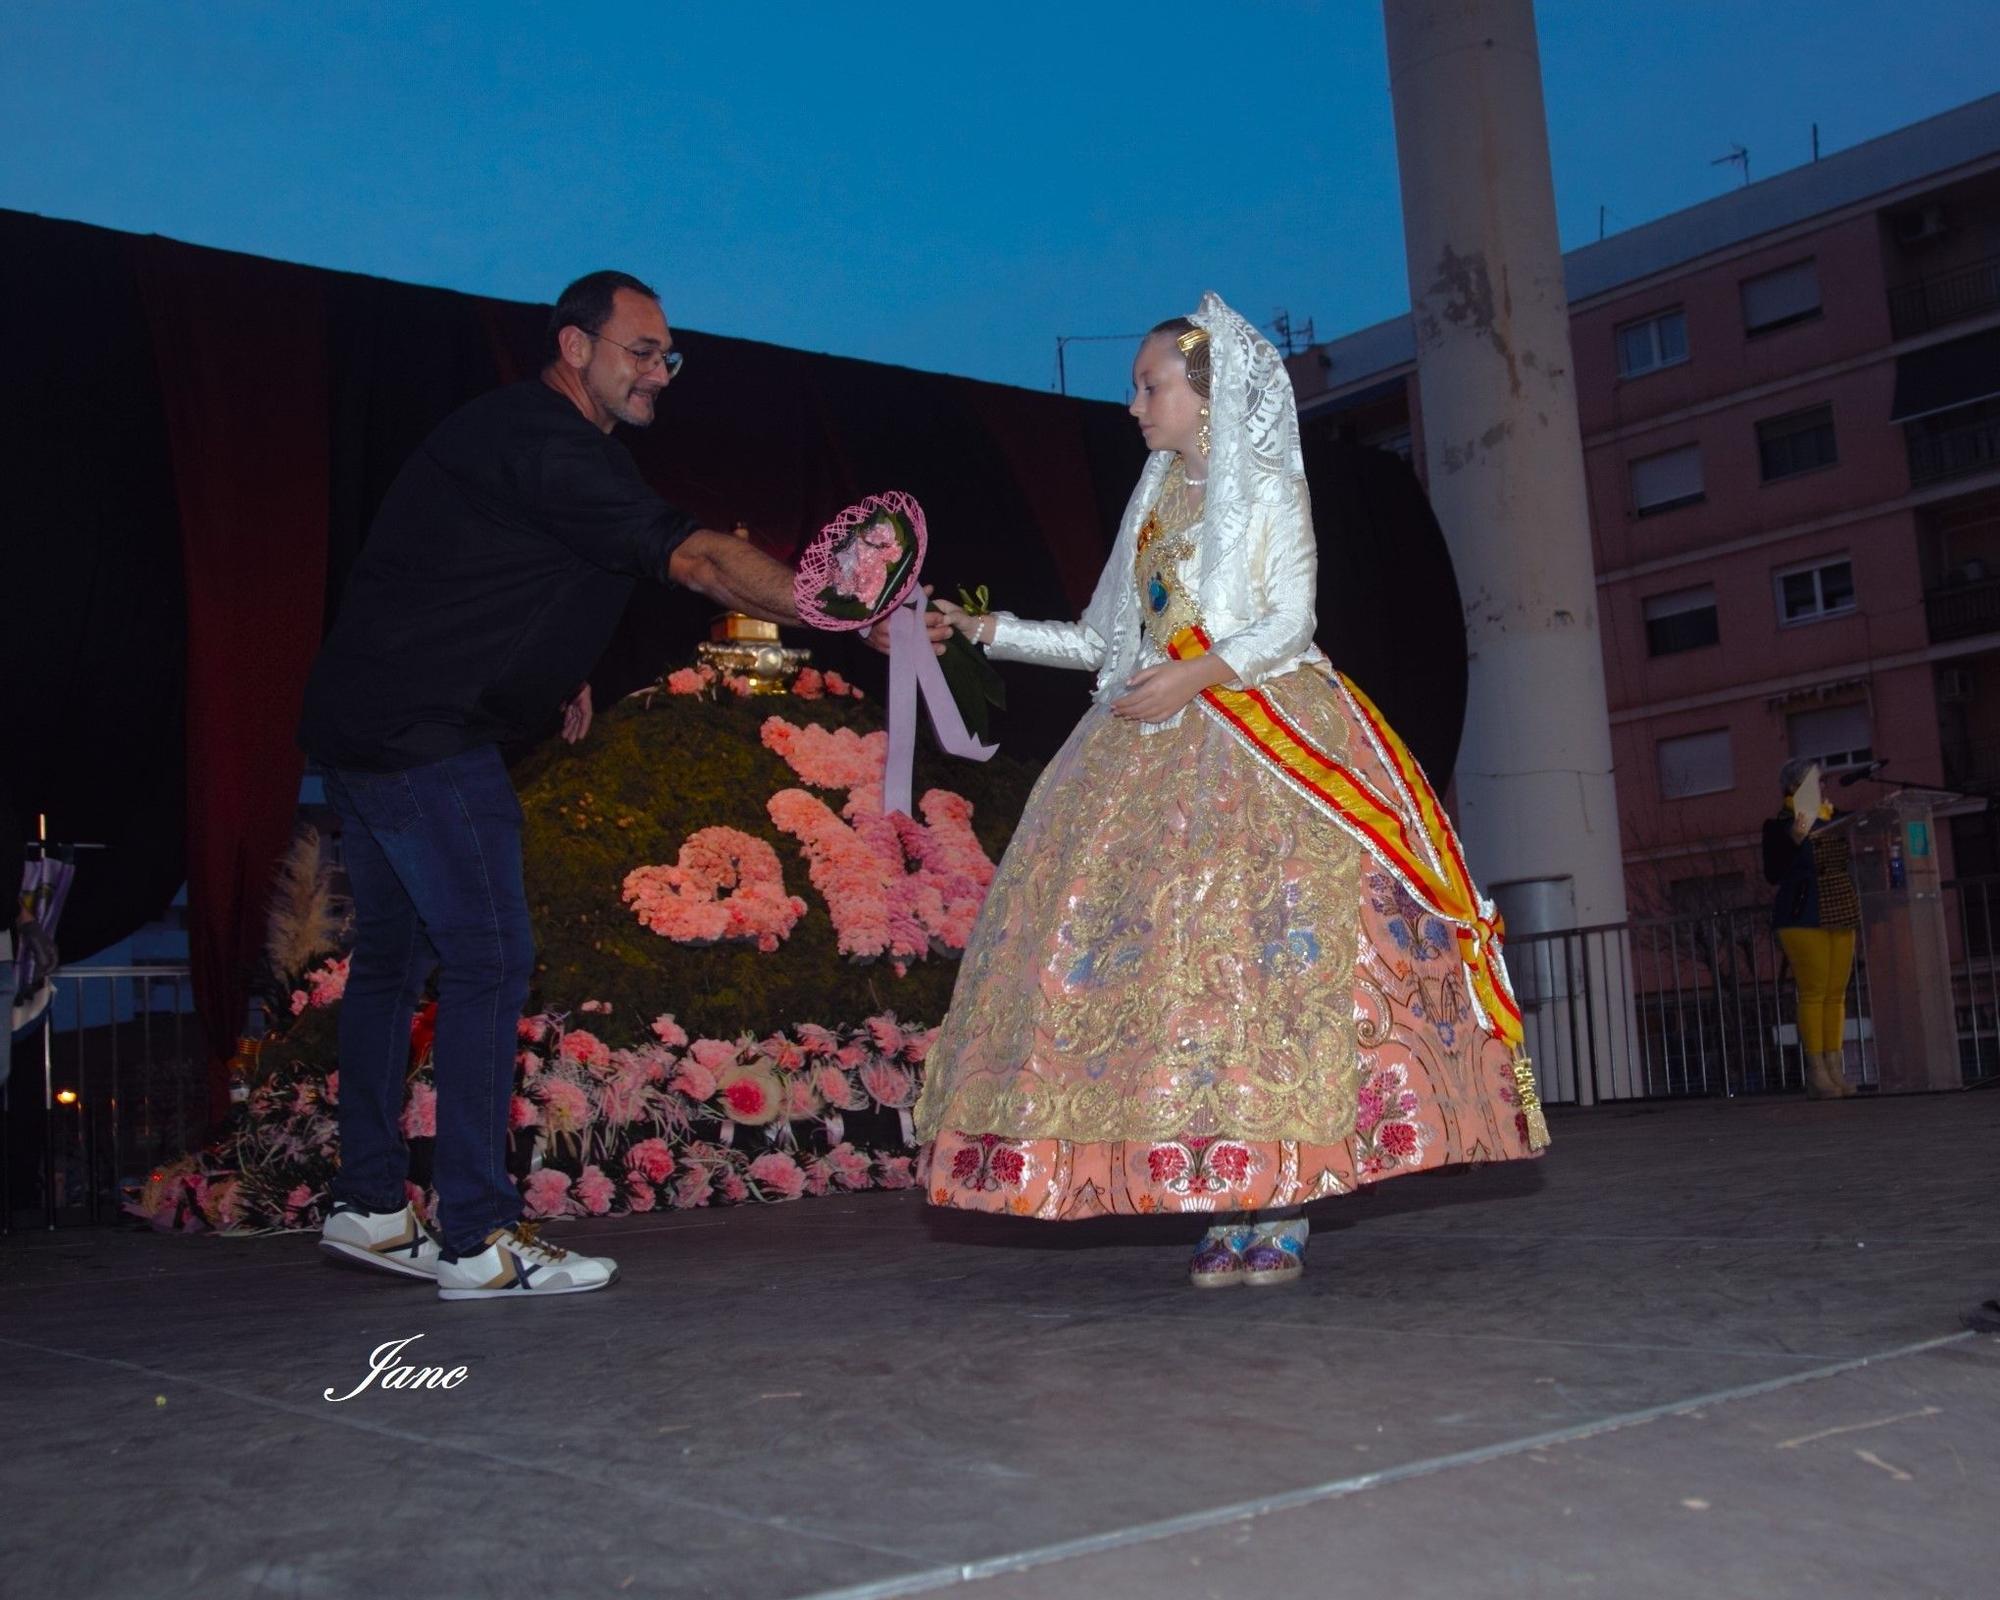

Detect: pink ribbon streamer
[883, 590, 998, 816]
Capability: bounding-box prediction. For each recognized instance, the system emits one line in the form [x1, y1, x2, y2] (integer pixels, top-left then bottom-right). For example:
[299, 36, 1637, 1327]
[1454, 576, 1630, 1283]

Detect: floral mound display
[134, 993, 934, 1232]
[514, 666, 1038, 1033]
[130, 668, 1045, 1232]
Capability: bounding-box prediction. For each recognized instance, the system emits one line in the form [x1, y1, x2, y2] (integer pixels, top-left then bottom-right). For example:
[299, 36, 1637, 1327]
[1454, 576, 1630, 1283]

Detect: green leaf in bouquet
[937, 629, 1006, 743]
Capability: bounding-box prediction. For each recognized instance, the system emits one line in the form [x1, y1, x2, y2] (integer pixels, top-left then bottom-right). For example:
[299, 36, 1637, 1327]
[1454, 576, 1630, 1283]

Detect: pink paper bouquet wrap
[791, 491, 994, 814]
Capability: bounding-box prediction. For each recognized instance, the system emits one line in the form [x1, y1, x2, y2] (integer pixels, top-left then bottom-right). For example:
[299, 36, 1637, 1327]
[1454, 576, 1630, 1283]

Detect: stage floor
[3, 1093, 1995, 1599]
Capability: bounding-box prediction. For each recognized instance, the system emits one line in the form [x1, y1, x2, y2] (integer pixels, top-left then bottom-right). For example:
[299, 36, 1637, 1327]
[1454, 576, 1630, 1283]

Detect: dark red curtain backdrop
[6, 209, 1464, 1122]
[135, 238, 331, 1118]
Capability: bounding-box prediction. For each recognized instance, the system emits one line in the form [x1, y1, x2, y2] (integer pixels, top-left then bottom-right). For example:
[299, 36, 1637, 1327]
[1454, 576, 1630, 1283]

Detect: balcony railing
[1908, 409, 2000, 486]
[1941, 740, 2000, 793]
[1889, 253, 2000, 338]
[1926, 574, 2000, 641]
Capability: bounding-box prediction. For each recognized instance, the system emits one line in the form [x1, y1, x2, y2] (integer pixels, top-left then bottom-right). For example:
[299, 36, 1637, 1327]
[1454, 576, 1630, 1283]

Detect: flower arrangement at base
[124, 974, 937, 1235]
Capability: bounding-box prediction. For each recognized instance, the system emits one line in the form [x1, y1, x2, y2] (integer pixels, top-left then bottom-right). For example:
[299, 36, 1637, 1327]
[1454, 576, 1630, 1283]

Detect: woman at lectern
[1763, 759, 1861, 1100]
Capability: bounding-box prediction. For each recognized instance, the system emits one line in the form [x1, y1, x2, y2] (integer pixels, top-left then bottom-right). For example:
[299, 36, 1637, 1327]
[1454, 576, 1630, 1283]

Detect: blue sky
[7, 2, 1998, 399]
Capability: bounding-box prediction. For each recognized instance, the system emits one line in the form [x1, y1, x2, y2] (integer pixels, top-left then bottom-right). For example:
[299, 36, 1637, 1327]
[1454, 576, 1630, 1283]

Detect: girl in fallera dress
[918, 294, 1547, 1288]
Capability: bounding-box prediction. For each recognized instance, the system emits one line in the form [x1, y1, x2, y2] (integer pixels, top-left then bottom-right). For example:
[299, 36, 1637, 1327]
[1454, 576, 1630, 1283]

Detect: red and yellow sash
[1167, 625, 1546, 1146]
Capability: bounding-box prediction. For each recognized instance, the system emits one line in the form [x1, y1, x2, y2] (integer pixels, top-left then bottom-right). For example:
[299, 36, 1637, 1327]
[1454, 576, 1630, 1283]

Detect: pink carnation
[673, 1166, 715, 1208]
[792, 667, 825, 699]
[718, 1171, 749, 1204]
[399, 1082, 438, 1140]
[560, 1029, 612, 1070]
[866, 1015, 905, 1056]
[814, 1064, 867, 1111]
[827, 1143, 873, 1189]
[875, 1154, 917, 1190]
[747, 1151, 807, 1200]
[651, 1014, 689, 1047]
[305, 955, 350, 1008]
[517, 1016, 550, 1042]
[509, 1094, 539, 1129]
[625, 1175, 658, 1212]
[783, 1078, 822, 1119]
[574, 1165, 617, 1216]
[670, 1061, 718, 1102]
[323, 1070, 339, 1105]
[822, 670, 860, 700]
[522, 1168, 573, 1219]
[666, 666, 710, 695]
[690, 1038, 736, 1071]
[627, 1137, 676, 1185]
[534, 1076, 592, 1134]
[861, 1061, 916, 1108]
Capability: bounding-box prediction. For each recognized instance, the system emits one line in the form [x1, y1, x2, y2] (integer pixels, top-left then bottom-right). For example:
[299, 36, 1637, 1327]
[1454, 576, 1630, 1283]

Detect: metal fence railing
[1888, 253, 2000, 339]
[1505, 909, 1857, 1105]
[1908, 410, 2000, 486]
[2, 966, 208, 1231]
[1512, 881, 2000, 1106]
[1942, 875, 2000, 1084]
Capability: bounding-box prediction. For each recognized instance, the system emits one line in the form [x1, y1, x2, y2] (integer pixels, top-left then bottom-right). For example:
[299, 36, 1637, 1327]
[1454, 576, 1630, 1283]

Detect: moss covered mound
[508, 683, 1044, 1041]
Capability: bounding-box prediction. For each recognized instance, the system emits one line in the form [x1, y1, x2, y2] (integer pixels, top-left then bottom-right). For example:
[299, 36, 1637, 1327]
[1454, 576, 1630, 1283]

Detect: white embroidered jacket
[984, 452, 1327, 732]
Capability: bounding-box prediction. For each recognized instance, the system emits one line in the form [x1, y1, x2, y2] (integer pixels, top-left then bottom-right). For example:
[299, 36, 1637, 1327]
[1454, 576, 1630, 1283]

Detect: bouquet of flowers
[794, 492, 925, 630]
[794, 492, 1004, 743]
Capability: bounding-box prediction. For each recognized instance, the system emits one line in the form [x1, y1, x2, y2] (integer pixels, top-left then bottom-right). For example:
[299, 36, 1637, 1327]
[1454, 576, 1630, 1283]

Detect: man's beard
[607, 388, 657, 428]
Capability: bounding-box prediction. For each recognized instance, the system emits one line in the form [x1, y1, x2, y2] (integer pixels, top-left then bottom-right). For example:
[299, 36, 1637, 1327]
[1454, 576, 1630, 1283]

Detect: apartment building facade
[1290, 94, 2000, 921]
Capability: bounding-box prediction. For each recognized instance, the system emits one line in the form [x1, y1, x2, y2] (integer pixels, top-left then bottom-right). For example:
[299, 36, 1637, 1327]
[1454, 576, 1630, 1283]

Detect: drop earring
[1197, 404, 1211, 458]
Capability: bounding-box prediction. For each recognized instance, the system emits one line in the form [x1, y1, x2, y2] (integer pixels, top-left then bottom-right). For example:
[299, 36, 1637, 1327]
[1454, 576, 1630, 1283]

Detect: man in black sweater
[300, 271, 916, 1299]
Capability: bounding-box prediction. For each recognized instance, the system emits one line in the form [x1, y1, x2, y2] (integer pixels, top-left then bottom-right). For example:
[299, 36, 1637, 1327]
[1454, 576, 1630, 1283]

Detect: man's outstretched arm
[666, 530, 950, 653]
[668, 529, 800, 623]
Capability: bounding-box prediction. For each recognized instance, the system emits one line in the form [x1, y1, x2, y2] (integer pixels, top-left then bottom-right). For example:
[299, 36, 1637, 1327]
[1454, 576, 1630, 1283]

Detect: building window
[1741, 260, 1822, 335]
[1758, 404, 1839, 481]
[1616, 309, 1689, 378]
[1775, 557, 1856, 624]
[1658, 729, 1735, 799]
[1643, 585, 1720, 656]
[1667, 872, 1751, 916]
[1787, 702, 1873, 772]
[1630, 444, 1705, 516]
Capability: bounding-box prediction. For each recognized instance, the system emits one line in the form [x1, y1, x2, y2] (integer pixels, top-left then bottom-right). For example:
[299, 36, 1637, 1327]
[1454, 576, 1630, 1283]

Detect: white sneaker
[435, 1223, 618, 1301]
[319, 1200, 443, 1281]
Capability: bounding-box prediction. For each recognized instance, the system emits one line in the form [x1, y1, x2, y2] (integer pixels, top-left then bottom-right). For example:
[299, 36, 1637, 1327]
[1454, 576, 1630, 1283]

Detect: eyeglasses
[588, 331, 684, 379]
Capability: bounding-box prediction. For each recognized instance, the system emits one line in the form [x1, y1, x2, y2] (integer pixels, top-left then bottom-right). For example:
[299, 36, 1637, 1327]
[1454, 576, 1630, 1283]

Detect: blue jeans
[321, 745, 532, 1256]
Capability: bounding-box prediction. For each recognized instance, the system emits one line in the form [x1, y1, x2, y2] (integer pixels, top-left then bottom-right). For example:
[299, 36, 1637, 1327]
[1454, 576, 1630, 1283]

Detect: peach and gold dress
[915, 455, 1544, 1220]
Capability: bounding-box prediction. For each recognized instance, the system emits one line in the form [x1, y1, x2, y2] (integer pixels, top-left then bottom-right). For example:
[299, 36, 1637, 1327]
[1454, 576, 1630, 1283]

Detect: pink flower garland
[622, 827, 807, 953]
[759, 717, 995, 971]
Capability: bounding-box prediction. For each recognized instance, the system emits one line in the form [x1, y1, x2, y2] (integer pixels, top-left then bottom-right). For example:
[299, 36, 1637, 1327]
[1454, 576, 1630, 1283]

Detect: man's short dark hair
[546, 270, 660, 362]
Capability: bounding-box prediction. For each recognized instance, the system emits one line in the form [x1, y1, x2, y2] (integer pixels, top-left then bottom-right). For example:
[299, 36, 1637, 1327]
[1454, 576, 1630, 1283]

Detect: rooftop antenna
[1812, 122, 1821, 162]
[1267, 309, 1316, 357]
[1712, 143, 1750, 187]
[1053, 330, 1147, 396]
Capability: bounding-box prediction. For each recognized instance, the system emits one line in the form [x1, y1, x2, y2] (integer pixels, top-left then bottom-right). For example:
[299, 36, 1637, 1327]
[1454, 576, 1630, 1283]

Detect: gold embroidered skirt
[915, 667, 1541, 1218]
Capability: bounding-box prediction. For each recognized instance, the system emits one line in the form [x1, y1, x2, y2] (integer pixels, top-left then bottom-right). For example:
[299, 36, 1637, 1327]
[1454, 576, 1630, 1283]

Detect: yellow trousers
[1778, 927, 1856, 1055]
